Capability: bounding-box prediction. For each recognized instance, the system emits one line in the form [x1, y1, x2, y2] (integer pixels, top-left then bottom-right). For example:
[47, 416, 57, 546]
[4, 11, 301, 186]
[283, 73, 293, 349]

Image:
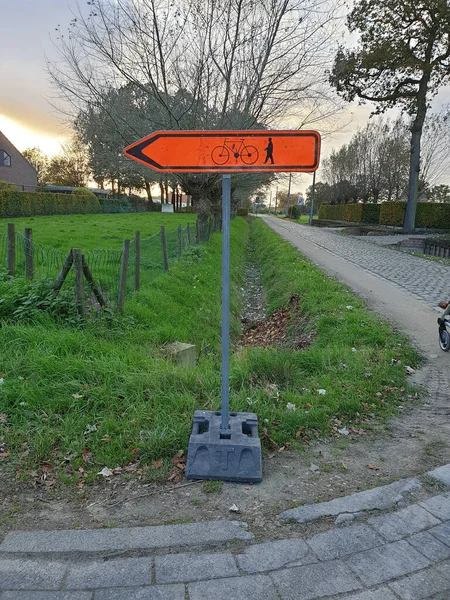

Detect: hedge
[361, 204, 380, 224]
[237, 208, 249, 217]
[0, 190, 101, 218]
[379, 202, 406, 226]
[344, 204, 363, 223]
[416, 203, 450, 229]
[318, 204, 345, 221]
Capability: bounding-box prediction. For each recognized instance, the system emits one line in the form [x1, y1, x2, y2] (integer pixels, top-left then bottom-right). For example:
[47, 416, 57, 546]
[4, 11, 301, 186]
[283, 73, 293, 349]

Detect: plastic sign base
[186, 410, 263, 483]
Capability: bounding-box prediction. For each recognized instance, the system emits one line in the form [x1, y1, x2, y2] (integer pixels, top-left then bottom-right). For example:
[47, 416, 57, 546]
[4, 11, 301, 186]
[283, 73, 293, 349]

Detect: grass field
[0, 213, 195, 251]
[0, 216, 419, 486]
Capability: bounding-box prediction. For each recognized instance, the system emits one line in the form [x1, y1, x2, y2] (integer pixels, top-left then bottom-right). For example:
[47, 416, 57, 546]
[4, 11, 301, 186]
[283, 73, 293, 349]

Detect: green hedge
[344, 204, 363, 223]
[361, 204, 380, 224]
[318, 204, 345, 221]
[379, 202, 405, 226]
[0, 190, 101, 218]
[237, 208, 249, 217]
[416, 203, 450, 229]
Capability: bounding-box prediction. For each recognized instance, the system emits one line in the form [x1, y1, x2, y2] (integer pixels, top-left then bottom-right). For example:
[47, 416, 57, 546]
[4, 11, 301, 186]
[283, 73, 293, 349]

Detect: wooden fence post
[118, 239, 131, 312]
[7, 223, 15, 276]
[53, 250, 74, 291]
[73, 248, 86, 317]
[196, 220, 200, 244]
[82, 256, 107, 307]
[177, 224, 182, 258]
[160, 226, 169, 271]
[134, 231, 140, 291]
[24, 227, 33, 280]
[187, 223, 191, 245]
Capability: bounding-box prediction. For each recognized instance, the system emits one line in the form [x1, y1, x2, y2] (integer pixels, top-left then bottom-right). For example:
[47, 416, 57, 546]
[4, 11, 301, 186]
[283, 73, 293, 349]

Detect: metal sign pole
[285, 173, 292, 217]
[221, 175, 231, 434]
[309, 170, 316, 226]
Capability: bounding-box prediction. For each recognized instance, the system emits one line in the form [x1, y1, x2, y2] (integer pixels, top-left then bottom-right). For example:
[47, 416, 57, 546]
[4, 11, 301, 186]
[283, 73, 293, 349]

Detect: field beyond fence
[0, 215, 220, 313]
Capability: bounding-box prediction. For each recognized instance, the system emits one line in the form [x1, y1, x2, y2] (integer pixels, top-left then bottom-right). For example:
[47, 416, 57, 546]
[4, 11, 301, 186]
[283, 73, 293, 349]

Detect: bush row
[0, 190, 101, 218]
[319, 202, 450, 229]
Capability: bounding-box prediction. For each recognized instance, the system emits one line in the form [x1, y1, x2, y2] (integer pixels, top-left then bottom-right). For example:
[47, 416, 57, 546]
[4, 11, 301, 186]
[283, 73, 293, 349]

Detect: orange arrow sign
[124, 130, 320, 173]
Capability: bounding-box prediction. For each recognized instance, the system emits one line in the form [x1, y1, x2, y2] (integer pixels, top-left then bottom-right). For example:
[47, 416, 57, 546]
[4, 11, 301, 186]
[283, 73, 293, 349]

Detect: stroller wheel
[439, 327, 450, 352]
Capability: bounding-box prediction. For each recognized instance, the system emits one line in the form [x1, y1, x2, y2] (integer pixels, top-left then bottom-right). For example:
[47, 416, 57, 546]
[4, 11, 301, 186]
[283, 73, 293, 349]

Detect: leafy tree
[46, 138, 90, 187]
[305, 181, 333, 212]
[0, 180, 18, 192]
[330, 0, 450, 232]
[427, 184, 450, 204]
[22, 147, 49, 185]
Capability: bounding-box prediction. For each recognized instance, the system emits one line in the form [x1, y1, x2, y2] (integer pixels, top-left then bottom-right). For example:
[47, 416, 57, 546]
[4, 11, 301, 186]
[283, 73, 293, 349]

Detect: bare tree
[48, 0, 343, 218]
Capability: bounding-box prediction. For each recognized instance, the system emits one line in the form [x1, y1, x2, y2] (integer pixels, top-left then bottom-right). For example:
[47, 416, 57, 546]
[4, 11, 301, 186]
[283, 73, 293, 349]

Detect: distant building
[0, 131, 37, 191]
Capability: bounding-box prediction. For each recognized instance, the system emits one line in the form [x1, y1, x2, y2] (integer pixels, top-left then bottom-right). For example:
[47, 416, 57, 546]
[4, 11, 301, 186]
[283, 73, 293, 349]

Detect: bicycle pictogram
[211, 138, 259, 166]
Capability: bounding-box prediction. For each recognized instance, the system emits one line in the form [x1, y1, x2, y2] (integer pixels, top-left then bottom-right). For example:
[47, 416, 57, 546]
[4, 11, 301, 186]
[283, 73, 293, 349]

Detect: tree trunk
[145, 181, 153, 203]
[159, 182, 165, 203]
[403, 73, 430, 233]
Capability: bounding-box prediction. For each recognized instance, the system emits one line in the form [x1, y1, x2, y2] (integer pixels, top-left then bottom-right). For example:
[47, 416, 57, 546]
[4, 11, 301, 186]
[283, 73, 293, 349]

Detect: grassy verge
[0, 216, 420, 486]
[0, 213, 195, 251]
[0, 218, 248, 484]
[227, 219, 420, 447]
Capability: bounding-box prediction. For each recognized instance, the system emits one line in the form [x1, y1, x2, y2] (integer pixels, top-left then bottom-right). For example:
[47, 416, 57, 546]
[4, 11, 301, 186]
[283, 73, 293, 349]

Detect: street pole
[285, 173, 292, 217]
[221, 175, 231, 435]
[309, 170, 316, 226]
[268, 189, 272, 214]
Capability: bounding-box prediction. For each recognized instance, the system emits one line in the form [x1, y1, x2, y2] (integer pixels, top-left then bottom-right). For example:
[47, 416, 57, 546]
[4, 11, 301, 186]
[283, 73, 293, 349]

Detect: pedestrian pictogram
[124, 130, 320, 173]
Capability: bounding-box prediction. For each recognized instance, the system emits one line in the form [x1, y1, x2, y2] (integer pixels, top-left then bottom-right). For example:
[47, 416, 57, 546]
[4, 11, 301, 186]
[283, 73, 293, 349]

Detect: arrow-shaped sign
[124, 130, 321, 173]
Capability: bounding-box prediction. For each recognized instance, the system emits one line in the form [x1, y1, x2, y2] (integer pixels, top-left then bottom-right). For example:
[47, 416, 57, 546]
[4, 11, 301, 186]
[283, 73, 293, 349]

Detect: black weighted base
[185, 410, 263, 483]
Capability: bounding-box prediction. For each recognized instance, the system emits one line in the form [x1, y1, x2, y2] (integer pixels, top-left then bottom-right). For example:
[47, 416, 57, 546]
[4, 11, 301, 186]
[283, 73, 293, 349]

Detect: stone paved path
[1, 484, 450, 599]
[262, 219, 450, 307]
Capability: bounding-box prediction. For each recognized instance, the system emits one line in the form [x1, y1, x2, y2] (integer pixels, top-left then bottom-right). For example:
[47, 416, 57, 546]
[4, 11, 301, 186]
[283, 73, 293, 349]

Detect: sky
[1, 0, 449, 193]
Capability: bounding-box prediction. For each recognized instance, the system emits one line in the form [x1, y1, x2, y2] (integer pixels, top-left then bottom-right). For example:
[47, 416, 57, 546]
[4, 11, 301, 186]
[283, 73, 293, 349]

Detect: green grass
[0, 213, 195, 251]
[0, 216, 420, 486]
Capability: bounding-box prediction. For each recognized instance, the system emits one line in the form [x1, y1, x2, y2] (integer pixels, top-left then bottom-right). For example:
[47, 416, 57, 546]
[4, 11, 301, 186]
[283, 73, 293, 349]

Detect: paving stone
[346, 540, 431, 586]
[237, 539, 317, 573]
[420, 494, 450, 521]
[388, 567, 450, 599]
[0, 594, 92, 600]
[337, 590, 397, 600]
[408, 531, 450, 561]
[368, 505, 441, 541]
[278, 478, 421, 523]
[65, 557, 152, 589]
[93, 585, 185, 599]
[270, 560, 362, 600]
[429, 522, 450, 548]
[435, 559, 450, 579]
[0, 521, 252, 554]
[0, 559, 67, 591]
[306, 524, 385, 560]
[189, 574, 279, 600]
[155, 552, 238, 584]
[427, 465, 450, 487]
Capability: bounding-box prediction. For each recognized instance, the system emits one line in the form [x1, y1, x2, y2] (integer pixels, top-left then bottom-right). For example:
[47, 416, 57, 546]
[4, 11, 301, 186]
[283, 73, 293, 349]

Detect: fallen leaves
[98, 466, 114, 478]
[240, 294, 314, 350]
[0, 413, 7, 423]
[367, 464, 380, 471]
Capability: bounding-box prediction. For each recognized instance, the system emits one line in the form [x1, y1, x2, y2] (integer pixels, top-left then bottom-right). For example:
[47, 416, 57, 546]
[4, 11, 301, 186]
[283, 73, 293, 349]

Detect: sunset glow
[0, 115, 67, 156]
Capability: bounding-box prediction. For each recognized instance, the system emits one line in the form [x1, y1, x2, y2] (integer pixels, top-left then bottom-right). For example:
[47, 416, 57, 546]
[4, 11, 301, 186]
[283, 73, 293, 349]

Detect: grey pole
[285, 173, 292, 217]
[221, 175, 231, 434]
[309, 170, 316, 226]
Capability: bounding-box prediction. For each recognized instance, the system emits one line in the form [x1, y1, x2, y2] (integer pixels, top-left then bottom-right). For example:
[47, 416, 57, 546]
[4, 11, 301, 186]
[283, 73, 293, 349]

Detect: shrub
[318, 204, 345, 221]
[72, 187, 97, 199]
[291, 205, 302, 219]
[361, 203, 380, 224]
[379, 202, 406, 226]
[98, 196, 135, 214]
[0, 190, 101, 218]
[416, 203, 450, 229]
[0, 180, 18, 192]
[237, 208, 249, 217]
[344, 203, 363, 223]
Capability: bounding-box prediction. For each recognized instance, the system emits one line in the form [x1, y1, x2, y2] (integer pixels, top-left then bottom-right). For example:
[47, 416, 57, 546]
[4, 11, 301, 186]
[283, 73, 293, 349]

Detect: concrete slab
[420, 494, 450, 520]
[368, 504, 441, 541]
[237, 540, 317, 573]
[189, 574, 279, 600]
[93, 585, 185, 599]
[65, 557, 152, 589]
[154, 552, 238, 584]
[427, 465, 450, 487]
[278, 479, 421, 523]
[0, 559, 67, 591]
[306, 524, 385, 560]
[0, 521, 252, 554]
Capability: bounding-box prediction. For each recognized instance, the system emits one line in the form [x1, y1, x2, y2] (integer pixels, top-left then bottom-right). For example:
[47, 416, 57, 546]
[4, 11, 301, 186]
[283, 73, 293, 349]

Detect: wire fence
[0, 217, 221, 313]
